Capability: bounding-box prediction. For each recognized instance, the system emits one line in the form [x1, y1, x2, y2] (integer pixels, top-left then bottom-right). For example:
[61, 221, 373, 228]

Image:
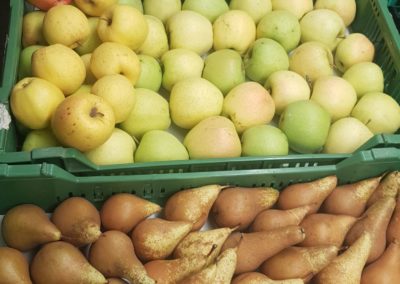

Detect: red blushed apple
[26, 0, 72, 11]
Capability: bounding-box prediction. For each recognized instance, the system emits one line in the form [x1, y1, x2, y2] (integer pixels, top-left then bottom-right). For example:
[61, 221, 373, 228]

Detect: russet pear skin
[232, 271, 304, 284]
[387, 195, 400, 243]
[367, 171, 400, 207]
[0, 247, 32, 284]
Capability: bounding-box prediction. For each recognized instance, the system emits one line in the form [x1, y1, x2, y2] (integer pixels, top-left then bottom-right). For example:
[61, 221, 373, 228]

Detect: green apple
[161, 48, 204, 91]
[10, 77, 65, 130]
[241, 125, 288, 156]
[135, 130, 189, 162]
[230, 0, 272, 24]
[51, 93, 116, 152]
[222, 82, 275, 133]
[169, 77, 224, 129]
[42, 5, 90, 48]
[97, 4, 148, 51]
[289, 41, 334, 84]
[135, 54, 162, 92]
[256, 10, 301, 52]
[143, 0, 181, 24]
[75, 17, 102, 56]
[323, 117, 374, 154]
[311, 75, 357, 122]
[182, 0, 229, 22]
[279, 100, 331, 153]
[22, 11, 47, 47]
[315, 0, 356, 27]
[202, 49, 245, 95]
[84, 128, 136, 165]
[91, 74, 136, 123]
[351, 92, 400, 134]
[265, 70, 310, 115]
[119, 88, 171, 139]
[342, 62, 384, 98]
[167, 10, 213, 56]
[18, 45, 44, 79]
[300, 9, 346, 51]
[90, 42, 141, 85]
[118, 0, 143, 13]
[75, 0, 118, 16]
[32, 44, 86, 95]
[334, 33, 375, 73]
[271, 0, 313, 19]
[244, 38, 289, 84]
[213, 10, 256, 55]
[183, 116, 241, 159]
[22, 129, 60, 152]
[137, 15, 169, 59]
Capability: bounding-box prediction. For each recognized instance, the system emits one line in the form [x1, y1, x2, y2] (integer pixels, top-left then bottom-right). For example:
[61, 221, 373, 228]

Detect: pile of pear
[11, 0, 400, 166]
[1, 170, 400, 283]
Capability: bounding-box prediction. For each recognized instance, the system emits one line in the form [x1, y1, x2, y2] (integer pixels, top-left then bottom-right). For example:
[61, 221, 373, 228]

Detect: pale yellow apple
[137, 15, 169, 59]
[182, 0, 229, 23]
[71, 84, 92, 96]
[222, 82, 275, 133]
[167, 10, 213, 55]
[84, 128, 136, 165]
[80, 53, 97, 85]
[315, 0, 356, 27]
[75, 17, 102, 56]
[91, 74, 136, 123]
[230, 0, 272, 24]
[90, 42, 141, 85]
[75, 0, 118, 17]
[10, 77, 65, 130]
[51, 93, 116, 152]
[22, 11, 47, 47]
[213, 10, 256, 55]
[42, 4, 90, 48]
[97, 4, 148, 51]
[311, 75, 357, 122]
[119, 88, 171, 139]
[334, 33, 375, 73]
[271, 0, 313, 19]
[32, 44, 86, 95]
[143, 0, 181, 24]
[22, 129, 60, 152]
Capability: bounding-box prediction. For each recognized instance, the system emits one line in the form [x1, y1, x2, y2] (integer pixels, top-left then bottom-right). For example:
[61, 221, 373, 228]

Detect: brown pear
[30, 241, 107, 284]
[89, 230, 155, 284]
[144, 255, 208, 284]
[51, 196, 101, 247]
[164, 184, 224, 231]
[250, 205, 312, 232]
[100, 193, 161, 233]
[387, 195, 400, 243]
[107, 279, 127, 284]
[299, 213, 357, 247]
[222, 225, 306, 274]
[321, 176, 381, 217]
[1, 204, 61, 251]
[313, 233, 372, 284]
[345, 196, 396, 263]
[131, 218, 193, 262]
[180, 247, 237, 284]
[173, 227, 235, 265]
[361, 240, 400, 284]
[232, 272, 304, 284]
[367, 171, 399, 207]
[0, 247, 32, 284]
[259, 245, 339, 281]
[277, 176, 337, 213]
[211, 187, 279, 231]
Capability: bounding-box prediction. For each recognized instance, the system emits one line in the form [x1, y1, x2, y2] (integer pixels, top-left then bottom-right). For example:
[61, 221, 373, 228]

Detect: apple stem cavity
[90, 107, 104, 118]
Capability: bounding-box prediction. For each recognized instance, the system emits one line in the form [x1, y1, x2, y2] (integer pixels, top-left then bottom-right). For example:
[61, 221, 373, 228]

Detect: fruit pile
[0, 171, 399, 283]
[11, 0, 400, 166]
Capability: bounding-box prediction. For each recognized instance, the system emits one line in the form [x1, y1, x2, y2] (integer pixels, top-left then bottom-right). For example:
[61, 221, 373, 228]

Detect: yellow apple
[22, 129, 60, 152]
[271, 0, 313, 19]
[91, 74, 136, 123]
[97, 4, 148, 51]
[22, 11, 47, 47]
[315, 0, 356, 27]
[143, 0, 181, 24]
[75, 0, 118, 17]
[51, 93, 115, 152]
[90, 42, 141, 85]
[75, 17, 102, 56]
[10, 77, 65, 130]
[42, 4, 90, 48]
[32, 44, 86, 95]
[137, 15, 169, 58]
[71, 84, 92, 96]
[84, 128, 136, 165]
[80, 53, 97, 85]
[230, 0, 272, 24]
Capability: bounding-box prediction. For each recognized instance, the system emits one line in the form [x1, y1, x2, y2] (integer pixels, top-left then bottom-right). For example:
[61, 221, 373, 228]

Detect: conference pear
[387, 195, 400, 243]
[367, 171, 400, 207]
[232, 272, 304, 284]
[0, 247, 32, 284]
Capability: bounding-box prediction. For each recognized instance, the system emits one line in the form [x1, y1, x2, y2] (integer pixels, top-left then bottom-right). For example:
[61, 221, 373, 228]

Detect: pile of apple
[11, 0, 400, 165]
[1, 171, 399, 283]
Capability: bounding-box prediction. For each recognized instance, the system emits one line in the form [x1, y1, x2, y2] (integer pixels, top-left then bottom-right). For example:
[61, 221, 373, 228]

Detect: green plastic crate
[0, 0, 399, 173]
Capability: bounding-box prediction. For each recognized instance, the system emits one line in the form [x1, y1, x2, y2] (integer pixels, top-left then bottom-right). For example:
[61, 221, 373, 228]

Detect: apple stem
[90, 107, 104, 118]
